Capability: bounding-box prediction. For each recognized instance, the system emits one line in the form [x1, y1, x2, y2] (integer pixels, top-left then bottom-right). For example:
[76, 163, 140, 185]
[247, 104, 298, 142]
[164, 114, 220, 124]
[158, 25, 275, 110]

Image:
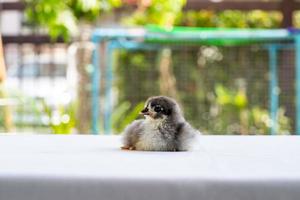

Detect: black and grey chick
[121, 96, 200, 151]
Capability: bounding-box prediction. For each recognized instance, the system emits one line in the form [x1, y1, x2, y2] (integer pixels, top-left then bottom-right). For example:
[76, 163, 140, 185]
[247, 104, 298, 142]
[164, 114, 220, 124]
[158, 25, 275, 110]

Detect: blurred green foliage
[123, 0, 186, 27]
[111, 101, 144, 134]
[25, 0, 122, 40]
[294, 11, 300, 28]
[42, 100, 76, 134]
[210, 84, 290, 134]
[125, 4, 282, 29]
[0, 87, 76, 134]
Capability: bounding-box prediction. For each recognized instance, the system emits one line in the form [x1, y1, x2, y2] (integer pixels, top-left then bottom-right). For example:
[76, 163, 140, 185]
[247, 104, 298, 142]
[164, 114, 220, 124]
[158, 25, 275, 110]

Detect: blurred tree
[24, 0, 122, 134]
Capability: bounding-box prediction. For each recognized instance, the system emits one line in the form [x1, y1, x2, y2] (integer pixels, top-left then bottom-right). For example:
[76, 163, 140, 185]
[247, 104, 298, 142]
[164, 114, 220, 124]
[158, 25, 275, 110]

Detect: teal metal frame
[91, 28, 299, 135]
[268, 45, 279, 135]
[91, 40, 100, 134]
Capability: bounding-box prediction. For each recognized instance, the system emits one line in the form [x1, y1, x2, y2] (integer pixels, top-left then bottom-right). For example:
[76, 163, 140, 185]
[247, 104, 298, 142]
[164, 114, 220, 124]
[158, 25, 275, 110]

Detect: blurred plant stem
[0, 34, 6, 83]
[68, 25, 94, 134]
[0, 34, 13, 132]
[158, 48, 178, 99]
[0, 84, 14, 132]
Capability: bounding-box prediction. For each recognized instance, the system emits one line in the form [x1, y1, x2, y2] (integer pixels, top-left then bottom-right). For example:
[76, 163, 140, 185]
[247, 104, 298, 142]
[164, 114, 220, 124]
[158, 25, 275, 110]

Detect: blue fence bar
[103, 42, 116, 135]
[91, 41, 100, 134]
[268, 45, 279, 135]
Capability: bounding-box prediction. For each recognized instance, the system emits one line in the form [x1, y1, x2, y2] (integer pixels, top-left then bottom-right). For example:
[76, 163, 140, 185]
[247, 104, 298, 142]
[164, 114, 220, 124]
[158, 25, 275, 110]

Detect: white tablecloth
[0, 135, 300, 200]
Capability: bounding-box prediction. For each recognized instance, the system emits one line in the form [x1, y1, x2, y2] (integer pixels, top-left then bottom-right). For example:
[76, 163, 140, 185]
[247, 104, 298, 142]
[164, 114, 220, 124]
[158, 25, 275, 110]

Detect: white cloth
[0, 135, 299, 200]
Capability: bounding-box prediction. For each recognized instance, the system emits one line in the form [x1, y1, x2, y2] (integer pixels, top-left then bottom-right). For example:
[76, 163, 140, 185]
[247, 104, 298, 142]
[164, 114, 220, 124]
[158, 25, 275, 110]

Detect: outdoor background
[0, 0, 298, 135]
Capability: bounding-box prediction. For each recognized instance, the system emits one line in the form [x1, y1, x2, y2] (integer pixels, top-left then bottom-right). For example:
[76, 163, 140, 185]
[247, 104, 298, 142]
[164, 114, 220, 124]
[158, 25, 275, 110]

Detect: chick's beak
[140, 107, 149, 115]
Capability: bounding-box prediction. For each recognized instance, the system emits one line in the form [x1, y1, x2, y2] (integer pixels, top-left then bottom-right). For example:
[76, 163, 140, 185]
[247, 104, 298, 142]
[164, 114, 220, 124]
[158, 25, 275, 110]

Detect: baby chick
[121, 96, 200, 151]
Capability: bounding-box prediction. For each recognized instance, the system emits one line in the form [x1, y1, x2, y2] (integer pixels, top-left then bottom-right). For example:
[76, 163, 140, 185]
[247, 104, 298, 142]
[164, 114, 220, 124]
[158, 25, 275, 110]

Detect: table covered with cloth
[0, 135, 299, 200]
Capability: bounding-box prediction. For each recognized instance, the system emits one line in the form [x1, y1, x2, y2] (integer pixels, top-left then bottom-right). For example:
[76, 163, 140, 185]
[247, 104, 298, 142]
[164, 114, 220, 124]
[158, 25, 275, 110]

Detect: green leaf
[119, 102, 144, 133]
[215, 84, 231, 105]
[234, 90, 247, 108]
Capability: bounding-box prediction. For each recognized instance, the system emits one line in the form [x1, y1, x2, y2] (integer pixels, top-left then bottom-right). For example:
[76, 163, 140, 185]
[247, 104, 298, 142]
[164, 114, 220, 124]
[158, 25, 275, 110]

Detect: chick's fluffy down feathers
[122, 96, 200, 151]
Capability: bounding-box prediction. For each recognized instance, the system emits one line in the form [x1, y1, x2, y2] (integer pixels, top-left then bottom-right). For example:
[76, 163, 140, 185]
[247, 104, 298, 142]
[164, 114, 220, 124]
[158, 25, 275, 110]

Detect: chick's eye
[154, 106, 162, 112]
